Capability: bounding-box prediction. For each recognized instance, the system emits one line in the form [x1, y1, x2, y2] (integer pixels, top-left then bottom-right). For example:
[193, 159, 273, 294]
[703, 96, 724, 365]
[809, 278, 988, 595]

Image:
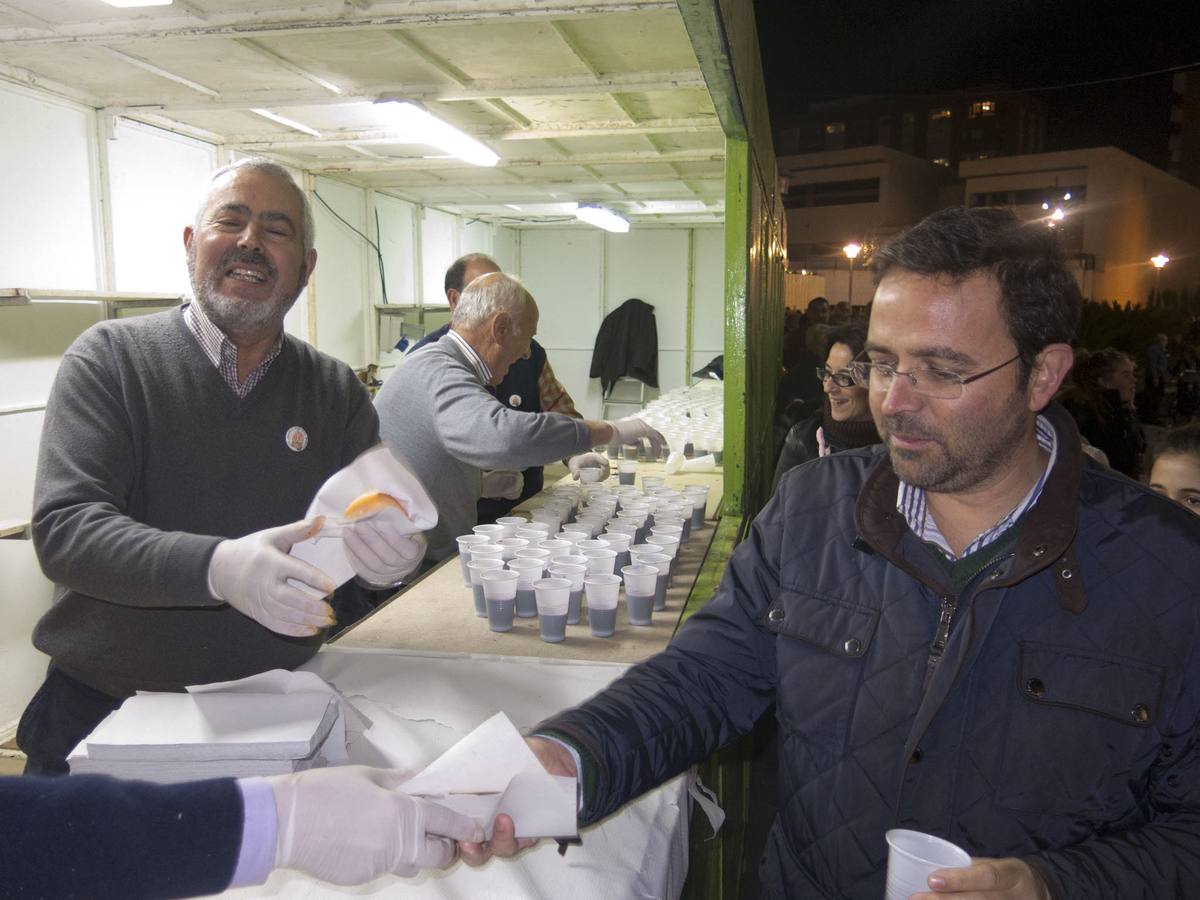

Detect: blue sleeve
[0, 774, 244, 899]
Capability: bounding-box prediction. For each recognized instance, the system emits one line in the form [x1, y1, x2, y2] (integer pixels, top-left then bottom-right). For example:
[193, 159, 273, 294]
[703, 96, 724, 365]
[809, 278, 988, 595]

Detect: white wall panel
[375, 193, 417, 305]
[0, 83, 97, 290]
[109, 119, 216, 293]
[493, 226, 519, 275]
[691, 228, 725, 356]
[604, 231, 689, 351]
[312, 177, 369, 367]
[518, 229, 604, 350]
[420, 208, 457, 306]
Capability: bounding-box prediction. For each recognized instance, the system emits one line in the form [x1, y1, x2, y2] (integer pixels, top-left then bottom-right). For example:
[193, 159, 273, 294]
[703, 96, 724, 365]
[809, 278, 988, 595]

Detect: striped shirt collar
[896, 414, 1058, 560]
[445, 328, 493, 384]
[182, 301, 284, 399]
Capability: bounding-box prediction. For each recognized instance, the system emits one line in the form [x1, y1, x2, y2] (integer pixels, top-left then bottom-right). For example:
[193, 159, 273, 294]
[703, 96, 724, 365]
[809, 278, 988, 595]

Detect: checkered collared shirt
[897, 414, 1058, 560]
[182, 301, 283, 398]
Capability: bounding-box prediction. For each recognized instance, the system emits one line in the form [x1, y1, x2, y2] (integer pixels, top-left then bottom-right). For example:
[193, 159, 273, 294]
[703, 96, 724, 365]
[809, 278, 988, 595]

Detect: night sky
[752, 0, 1198, 168]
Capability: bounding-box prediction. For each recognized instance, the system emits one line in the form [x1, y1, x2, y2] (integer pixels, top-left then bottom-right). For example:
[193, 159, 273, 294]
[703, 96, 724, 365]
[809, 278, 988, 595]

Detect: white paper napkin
[288, 444, 438, 588]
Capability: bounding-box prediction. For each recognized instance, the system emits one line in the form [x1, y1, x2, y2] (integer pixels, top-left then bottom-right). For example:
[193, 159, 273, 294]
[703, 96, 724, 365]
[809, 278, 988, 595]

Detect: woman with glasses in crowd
[772, 321, 880, 489]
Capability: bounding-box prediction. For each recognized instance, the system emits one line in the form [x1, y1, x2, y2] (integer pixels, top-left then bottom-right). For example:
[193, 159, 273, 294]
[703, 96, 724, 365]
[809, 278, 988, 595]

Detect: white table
[218, 647, 690, 900]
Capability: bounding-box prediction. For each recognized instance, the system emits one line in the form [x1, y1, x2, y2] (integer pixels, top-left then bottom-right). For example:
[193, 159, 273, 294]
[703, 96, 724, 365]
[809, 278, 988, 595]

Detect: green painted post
[723, 137, 750, 518]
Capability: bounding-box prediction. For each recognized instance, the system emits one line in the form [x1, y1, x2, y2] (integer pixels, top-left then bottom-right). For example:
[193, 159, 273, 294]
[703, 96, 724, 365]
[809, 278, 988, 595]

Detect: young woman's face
[1149, 452, 1200, 515]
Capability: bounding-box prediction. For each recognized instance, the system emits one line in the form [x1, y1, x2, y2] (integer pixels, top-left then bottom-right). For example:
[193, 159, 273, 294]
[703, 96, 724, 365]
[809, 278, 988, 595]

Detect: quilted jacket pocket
[996, 641, 1165, 815]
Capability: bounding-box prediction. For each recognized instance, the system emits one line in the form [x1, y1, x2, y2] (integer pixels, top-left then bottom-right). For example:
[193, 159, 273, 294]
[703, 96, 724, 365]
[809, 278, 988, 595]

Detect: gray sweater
[375, 334, 592, 560]
[31, 308, 378, 697]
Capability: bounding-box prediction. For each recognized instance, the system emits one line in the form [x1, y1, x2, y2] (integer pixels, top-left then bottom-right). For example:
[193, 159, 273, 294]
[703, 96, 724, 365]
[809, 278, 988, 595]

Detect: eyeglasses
[815, 367, 857, 388]
[848, 354, 1021, 400]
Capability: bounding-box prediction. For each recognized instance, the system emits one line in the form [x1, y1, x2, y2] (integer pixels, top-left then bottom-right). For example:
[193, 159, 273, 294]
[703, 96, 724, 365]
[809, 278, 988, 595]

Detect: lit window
[824, 122, 846, 135]
[929, 108, 953, 121]
[969, 100, 996, 117]
[932, 158, 950, 167]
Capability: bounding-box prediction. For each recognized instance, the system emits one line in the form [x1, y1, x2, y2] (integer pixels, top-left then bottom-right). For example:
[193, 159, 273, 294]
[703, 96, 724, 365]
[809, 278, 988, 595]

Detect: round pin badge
[285, 426, 309, 452]
[508, 394, 523, 408]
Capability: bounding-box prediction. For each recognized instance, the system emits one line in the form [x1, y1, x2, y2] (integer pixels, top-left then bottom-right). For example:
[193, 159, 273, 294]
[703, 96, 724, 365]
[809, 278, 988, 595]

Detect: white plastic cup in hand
[549, 562, 587, 624]
[481, 569, 519, 633]
[472, 523, 505, 542]
[508, 556, 545, 618]
[584, 573, 621, 637]
[455, 534, 490, 586]
[884, 829, 972, 900]
[467, 557, 504, 617]
[495, 515, 527, 538]
[495, 537, 529, 561]
[534, 577, 571, 643]
[578, 467, 605, 484]
[621, 564, 658, 626]
[582, 547, 618, 575]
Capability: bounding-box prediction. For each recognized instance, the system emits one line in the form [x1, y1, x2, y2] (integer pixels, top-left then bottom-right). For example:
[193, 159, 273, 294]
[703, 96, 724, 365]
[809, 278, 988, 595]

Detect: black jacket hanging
[589, 298, 658, 397]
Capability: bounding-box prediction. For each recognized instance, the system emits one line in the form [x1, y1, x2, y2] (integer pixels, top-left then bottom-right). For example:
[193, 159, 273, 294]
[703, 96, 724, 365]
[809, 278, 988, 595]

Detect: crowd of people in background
[775, 296, 1200, 517]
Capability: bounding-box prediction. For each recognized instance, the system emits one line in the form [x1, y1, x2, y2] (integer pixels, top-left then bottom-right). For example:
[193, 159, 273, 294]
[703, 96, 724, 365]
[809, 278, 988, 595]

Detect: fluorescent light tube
[575, 204, 630, 233]
[251, 109, 321, 137]
[100, 0, 173, 7]
[373, 101, 499, 167]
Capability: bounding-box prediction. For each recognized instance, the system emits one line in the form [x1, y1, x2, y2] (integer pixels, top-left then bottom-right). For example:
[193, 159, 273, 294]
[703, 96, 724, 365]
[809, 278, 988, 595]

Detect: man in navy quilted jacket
[463, 207, 1200, 899]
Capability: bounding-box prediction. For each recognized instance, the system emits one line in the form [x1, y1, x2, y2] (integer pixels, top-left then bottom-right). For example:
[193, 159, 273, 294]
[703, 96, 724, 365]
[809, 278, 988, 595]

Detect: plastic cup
[618, 459, 638, 486]
[495, 537, 529, 561]
[534, 577, 571, 643]
[558, 529, 588, 546]
[621, 564, 658, 626]
[469, 543, 505, 564]
[575, 538, 609, 553]
[455, 534, 490, 585]
[642, 475, 665, 491]
[683, 487, 709, 529]
[467, 557, 505, 617]
[508, 557, 546, 618]
[584, 573, 621, 637]
[472, 523, 506, 542]
[553, 553, 588, 570]
[495, 515, 528, 538]
[582, 547, 618, 575]
[480, 569, 519, 632]
[621, 443, 640, 461]
[532, 510, 563, 529]
[516, 526, 551, 542]
[549, 563, 587, 624]
[636, 552, 672, 610]
[599, 531, 632, 572]
[646, 533, 680, 568]
[884, 830, 971, 900]
[537, 538, 573, 560]
[606, 442, 620, 459]
[578, 467, 605, 484]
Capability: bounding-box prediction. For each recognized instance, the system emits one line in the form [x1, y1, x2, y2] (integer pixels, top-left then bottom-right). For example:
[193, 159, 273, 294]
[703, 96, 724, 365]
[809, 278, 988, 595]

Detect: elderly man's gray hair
[196, 157, 316, 254]
[451, 271, 531, 333]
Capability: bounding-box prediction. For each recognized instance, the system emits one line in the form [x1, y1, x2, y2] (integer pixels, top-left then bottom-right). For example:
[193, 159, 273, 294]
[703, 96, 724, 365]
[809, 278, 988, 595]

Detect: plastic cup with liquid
[472, 522, 506, 542]
[495, 537, 529, 561]
[621, 443, 640, 461]
[618, 459, 638, 486]
[494, 515, 528, 538]
[533, 577, 571, 643]
[646, 533, 680, 569]
[621, 564, 658, 626]
[516, 526, 551, 542]
[577, 467, 605, 485]
[557, 528, 588, 547]
[548, 562, 586, 624]
[480, 569, 519, 632]
[507, 557, 545, 618]
[582, 547, 618, 575]
[467, 557, 504, 617]
[537, 538, 573, 561]
[651, 523, 685, 548]
[455, 534, 490, 585]
[554, 553, 588, 570]
[468, 543, 505, 565]
[884, 830, 971, 900]
[683, 486, 709, 529]
[599, 531, 632, 572]
[584, 573, 621, 637]
[642, 475, 665, 492]
[635, 552, 672, 610]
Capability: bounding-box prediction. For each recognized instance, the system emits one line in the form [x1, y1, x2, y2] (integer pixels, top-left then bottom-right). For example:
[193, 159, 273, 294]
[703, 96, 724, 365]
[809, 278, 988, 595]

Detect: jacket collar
[855, 402, 1086, 613]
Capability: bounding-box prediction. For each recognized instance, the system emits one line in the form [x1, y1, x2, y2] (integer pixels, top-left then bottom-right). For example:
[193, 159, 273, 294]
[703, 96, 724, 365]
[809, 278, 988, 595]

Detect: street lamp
[843, 242, 862, 304]
[1151, 252, 1169, 305]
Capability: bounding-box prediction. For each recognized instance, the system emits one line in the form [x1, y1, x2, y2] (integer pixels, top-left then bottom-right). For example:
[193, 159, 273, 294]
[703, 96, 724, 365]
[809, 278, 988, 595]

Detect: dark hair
[874, 206, 1081, 384]
[808, 296, 829, 309]
[1071, 347, 1131, 396]
[444, 252, 498, 296]
[823, 321, 868, 358]
[1147, 423, 1200, 473]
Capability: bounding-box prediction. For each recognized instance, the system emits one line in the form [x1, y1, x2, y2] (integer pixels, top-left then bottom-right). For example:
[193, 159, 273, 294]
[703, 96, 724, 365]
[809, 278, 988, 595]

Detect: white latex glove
[567, 452, 611, 481]
[270, 766, 484, 885]
[481, 469, 524, 500]
[343, 507, 426, 587]
[607, 416, 667, 459]
[208, 519, 335, 637]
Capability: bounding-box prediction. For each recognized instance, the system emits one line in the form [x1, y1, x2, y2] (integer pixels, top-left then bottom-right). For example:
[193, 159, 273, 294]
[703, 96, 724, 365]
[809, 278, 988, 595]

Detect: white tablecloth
[217, 647, 690, 899]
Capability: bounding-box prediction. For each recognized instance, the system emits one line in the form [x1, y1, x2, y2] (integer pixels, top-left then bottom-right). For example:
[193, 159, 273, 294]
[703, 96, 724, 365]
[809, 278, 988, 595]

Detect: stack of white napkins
[69, 670, 350, 784]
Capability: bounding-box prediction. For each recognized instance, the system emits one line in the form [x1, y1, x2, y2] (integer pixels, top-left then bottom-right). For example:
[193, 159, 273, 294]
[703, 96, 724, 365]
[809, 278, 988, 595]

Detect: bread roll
[343, 491, 408, 521]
